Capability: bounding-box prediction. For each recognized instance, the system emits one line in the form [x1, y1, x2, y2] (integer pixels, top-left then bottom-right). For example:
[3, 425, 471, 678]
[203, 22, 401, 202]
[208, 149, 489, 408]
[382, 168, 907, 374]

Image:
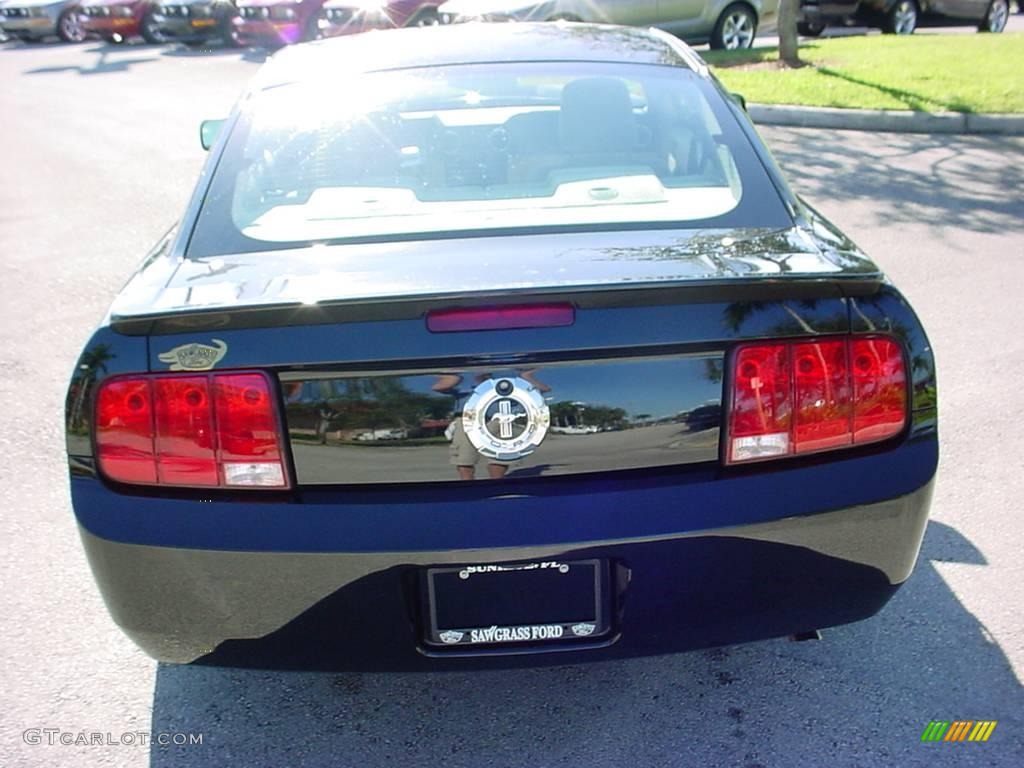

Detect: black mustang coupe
[66, 22, 938, 670]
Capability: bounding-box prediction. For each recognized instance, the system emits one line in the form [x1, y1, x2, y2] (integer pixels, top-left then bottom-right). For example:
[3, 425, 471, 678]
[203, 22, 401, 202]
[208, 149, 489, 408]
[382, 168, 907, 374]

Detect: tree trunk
[778, 0, 801, 67]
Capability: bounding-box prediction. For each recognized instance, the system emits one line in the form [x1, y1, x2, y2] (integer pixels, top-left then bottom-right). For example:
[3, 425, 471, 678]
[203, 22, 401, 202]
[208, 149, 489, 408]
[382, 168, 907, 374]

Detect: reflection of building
[550, 425, 600, 435]
[549, 400, 627, 433]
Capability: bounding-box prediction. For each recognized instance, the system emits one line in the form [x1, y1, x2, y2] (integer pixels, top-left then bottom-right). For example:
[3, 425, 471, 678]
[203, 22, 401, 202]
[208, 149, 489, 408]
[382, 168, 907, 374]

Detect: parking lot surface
[1, 36, 1022, 768]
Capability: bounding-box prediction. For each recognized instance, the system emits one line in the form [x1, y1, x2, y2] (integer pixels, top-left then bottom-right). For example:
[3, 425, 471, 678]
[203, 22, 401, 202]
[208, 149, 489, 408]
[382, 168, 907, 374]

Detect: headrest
[559, 77, 636, 153]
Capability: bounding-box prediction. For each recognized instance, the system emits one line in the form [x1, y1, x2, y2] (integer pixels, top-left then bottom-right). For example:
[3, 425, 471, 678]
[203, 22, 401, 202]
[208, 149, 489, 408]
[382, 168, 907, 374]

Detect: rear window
[187, 62, 790, 257]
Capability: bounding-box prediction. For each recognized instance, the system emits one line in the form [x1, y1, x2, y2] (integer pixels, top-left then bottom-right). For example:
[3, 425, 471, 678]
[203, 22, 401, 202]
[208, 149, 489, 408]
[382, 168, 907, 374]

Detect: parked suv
[438, 0, 779, 50]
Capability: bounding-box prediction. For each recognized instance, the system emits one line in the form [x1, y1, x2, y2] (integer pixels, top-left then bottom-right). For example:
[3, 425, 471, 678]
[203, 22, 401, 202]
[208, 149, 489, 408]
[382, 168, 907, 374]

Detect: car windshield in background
[187, 62, 791, 257]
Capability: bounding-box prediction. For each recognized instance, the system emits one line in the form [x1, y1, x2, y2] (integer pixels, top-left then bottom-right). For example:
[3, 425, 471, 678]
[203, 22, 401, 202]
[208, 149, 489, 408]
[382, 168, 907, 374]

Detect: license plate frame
[424, 559, 610, 648]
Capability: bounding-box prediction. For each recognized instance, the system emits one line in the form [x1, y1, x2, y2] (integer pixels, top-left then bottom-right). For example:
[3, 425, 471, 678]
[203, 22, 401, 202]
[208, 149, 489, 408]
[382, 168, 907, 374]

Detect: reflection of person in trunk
[433, 370, 550, 481]
[315, 402, 334, 445]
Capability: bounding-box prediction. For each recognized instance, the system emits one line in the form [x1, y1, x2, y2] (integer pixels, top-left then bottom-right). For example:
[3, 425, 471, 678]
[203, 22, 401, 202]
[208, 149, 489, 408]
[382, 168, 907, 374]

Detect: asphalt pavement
[1, 34, 1022, 768]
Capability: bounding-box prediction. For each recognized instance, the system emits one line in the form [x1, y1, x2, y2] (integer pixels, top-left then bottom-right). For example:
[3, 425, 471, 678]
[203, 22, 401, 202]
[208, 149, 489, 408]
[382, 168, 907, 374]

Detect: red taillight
[426, 303, 575, 332]
[727, 336, 907, 464]
[214, 373, 288, 487]
[95, 371, 290, 489]
[851, 338, 907, 444]
[96, 378, 157, 484]
[793, 339, 852, 454]
[154, 376, 218, 486]
[729, 343, 791, 460]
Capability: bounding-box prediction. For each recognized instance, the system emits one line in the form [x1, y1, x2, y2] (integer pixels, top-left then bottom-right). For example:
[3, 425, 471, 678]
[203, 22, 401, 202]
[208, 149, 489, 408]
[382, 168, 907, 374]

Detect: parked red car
[79, 0, 164, 43]
[232, 0, 325, 45]
[317, 1, 440, 37]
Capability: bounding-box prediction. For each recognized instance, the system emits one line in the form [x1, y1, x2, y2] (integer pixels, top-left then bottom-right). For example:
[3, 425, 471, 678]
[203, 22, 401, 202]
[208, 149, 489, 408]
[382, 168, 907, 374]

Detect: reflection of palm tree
[851, 298, 877, 332]
[721, 300, 767, 333]
[599, 229, 812, 275]
[704, 358, 723, 384]
[69, 344, 115, 431]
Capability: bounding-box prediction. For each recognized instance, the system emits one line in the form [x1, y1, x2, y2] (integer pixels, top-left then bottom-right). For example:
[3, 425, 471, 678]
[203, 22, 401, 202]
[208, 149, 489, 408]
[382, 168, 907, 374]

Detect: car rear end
[69, 284, 936, 670]
[65, 26, 937, 670]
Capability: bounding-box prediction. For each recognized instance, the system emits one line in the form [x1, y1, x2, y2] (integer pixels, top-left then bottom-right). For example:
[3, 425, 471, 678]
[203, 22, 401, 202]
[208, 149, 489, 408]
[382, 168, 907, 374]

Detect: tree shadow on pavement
[816, 67, 976, 114]
[23, 43, 159, 75]
[0, 38, 92, 51]
[764, 127, 1024, 236]
[161, 44, 269, 63]
[148, 520, 1023, 768]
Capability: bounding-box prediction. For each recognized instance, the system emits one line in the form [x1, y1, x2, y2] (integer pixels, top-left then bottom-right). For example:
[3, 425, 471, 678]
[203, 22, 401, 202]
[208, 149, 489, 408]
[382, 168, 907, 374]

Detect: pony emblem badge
[157, 339, 228, 371]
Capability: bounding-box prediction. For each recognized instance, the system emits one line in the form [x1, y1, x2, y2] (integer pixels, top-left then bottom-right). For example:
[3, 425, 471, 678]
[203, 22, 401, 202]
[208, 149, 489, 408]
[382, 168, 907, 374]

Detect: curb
[747, 104, 1024, 135]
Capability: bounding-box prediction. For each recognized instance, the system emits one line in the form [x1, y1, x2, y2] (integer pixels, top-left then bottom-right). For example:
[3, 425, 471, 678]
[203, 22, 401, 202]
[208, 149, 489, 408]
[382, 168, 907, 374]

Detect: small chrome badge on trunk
[157, 339, 228, 371]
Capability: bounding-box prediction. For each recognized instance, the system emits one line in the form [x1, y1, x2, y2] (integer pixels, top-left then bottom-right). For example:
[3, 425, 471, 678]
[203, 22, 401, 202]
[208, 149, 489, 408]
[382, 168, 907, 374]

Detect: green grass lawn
[704, 33, 1024, 113]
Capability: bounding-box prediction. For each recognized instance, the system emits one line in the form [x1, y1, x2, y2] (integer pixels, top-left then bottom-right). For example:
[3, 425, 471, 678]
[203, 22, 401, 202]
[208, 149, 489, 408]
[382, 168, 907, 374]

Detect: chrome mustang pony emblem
[489, 399, 527, 439]
[462, 377, 550, 461]
[157, 339, 228, 371]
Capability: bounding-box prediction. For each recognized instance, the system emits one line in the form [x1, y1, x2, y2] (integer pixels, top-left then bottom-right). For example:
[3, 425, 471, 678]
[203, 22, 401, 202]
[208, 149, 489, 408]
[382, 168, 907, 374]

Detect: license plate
[191, 19, 217, 27]
[424, 559, 609, 647]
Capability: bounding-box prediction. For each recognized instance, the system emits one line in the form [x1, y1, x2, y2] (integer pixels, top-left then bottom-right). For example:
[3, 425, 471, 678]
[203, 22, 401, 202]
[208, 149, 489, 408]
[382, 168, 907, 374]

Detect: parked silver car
[437, 0, 778, 49]
[0, 0, 86, 41]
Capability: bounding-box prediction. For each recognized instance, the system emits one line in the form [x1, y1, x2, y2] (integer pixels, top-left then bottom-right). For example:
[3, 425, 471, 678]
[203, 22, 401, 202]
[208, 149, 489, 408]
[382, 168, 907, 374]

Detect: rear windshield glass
[187, 62, 790, 257]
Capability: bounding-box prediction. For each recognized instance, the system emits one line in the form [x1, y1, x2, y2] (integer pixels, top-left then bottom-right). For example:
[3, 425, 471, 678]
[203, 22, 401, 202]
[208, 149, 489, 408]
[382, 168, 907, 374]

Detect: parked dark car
[799, 0, 1009, 35]
[0, 0, 86, 42]
[66, 22, 938, 670]
[797, 0, 859, 34]
[232, 0, 324, 45]
[145, 1, 239, 44]
[317, 0, 439, 38]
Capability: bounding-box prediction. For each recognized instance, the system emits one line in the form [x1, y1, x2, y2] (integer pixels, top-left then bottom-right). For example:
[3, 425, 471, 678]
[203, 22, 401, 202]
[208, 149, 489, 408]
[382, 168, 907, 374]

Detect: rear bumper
[75, 438, 937, 670]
